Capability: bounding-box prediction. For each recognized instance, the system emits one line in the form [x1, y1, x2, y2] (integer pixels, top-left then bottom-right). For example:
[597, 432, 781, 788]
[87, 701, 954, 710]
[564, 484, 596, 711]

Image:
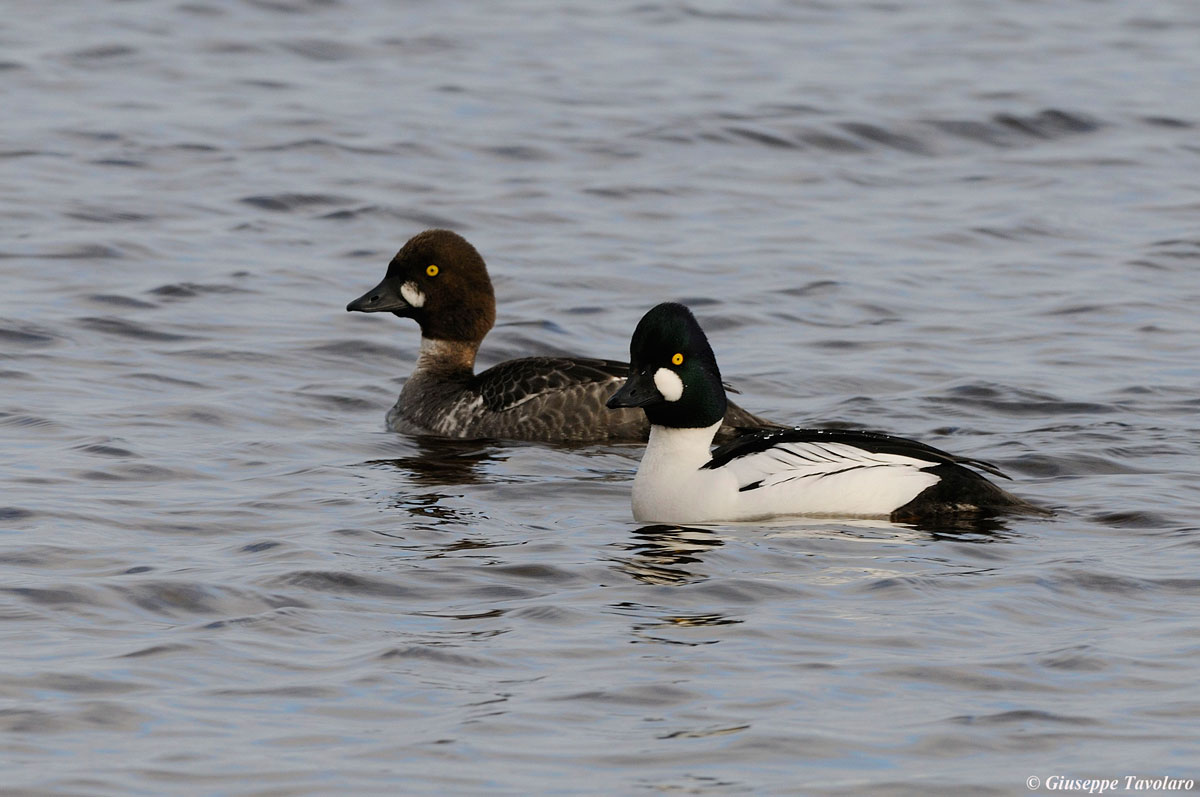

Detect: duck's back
[389, 356, 773, 443]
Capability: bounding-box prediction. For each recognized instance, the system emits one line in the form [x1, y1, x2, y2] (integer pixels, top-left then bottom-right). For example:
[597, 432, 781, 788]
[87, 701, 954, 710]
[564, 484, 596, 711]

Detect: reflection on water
[365, 436, 504, 487]
[613, 525, 725, 586]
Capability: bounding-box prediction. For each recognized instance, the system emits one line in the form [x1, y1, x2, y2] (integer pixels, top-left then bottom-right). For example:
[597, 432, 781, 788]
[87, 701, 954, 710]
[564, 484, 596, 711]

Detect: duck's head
[346, 229, 496, 343]
[607, 302, 727, 429]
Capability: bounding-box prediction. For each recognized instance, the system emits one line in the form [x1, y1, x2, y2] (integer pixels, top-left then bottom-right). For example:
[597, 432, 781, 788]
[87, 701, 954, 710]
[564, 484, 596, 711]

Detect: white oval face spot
[400, 281, 426, 308]
[653, 367, 684, 402]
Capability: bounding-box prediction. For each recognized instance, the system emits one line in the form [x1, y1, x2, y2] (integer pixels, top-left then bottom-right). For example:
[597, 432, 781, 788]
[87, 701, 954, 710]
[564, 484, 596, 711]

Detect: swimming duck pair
[348, 230, 1038, 524]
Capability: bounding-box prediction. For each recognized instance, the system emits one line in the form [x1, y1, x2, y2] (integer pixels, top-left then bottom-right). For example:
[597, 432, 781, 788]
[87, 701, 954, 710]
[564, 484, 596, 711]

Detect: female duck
[607, 302, 1041, 523]
[346, 230, 773, 443]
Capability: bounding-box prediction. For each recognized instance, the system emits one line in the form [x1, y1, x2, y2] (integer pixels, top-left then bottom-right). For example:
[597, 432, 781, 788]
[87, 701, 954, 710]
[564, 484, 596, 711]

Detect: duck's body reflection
[365, 435, 504, 488]
[615, 524, 725, 586]
[614, 516, 1014, 586]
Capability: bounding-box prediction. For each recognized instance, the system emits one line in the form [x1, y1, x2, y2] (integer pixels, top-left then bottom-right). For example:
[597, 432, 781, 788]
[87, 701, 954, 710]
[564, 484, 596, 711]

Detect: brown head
[346, 229, 497, 343]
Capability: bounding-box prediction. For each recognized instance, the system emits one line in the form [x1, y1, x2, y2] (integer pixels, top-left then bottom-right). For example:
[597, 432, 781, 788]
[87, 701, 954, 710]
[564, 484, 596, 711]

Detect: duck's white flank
[631, 423, 942, 523]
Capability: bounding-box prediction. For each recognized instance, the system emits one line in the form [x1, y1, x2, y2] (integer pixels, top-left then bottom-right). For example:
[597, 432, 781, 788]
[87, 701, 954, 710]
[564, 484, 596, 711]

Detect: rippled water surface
[3, 1, 1200, 793]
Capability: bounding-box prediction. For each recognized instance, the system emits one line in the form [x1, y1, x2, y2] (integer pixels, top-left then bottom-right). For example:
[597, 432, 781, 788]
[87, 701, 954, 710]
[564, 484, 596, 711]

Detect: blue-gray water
[3, 1, 1199, 794]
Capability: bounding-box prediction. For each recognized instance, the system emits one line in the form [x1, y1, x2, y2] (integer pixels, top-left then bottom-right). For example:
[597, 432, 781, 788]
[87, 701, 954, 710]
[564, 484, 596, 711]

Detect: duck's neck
[632, 421, 724, 522]
[642, 421, 722, 471]
[412, 337, 479, 380]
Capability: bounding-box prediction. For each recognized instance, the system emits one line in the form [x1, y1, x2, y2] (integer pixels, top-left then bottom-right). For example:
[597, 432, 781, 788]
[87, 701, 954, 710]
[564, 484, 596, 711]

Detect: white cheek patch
[400, 281, 426, 308]
[653, 367, 684, 402]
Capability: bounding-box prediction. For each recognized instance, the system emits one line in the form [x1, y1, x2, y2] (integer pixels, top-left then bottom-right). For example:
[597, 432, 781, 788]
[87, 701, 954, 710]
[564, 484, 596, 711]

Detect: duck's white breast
[631, 423, 738, 523]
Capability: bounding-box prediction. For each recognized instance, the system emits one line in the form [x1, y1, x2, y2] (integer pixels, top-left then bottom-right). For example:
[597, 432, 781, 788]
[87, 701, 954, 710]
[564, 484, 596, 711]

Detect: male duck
[607, 302, 1041, 523]
[346, 230, 774, 443]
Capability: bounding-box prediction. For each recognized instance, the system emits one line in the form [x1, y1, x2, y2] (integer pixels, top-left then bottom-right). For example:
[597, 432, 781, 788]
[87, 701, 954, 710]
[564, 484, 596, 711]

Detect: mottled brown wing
[473, 356, 629, 413]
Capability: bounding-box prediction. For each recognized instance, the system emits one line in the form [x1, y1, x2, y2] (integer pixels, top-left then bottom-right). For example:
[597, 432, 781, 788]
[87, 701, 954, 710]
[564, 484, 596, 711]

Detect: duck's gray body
[389, 351, 770, 443]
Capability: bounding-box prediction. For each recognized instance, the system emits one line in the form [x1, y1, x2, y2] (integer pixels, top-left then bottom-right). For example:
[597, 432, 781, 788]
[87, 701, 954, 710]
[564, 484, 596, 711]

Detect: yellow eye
[671, 352, 684, 366]
[426, 264, 439, 277]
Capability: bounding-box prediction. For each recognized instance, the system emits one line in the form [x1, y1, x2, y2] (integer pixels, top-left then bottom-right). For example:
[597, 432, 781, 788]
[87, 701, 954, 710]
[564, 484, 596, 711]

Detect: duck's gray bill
[346, 280, 409, 313]
[606, 373, 662, 409]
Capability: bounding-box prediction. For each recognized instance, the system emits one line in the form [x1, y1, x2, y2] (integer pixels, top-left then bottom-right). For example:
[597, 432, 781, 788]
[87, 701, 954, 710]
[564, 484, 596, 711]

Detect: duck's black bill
[606, 373, 662, 410]
[346, 280, 410, 313]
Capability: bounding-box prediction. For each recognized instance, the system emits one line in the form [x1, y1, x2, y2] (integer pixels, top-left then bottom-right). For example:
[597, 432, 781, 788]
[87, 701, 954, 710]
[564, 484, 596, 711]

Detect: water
[3, 0, 1199, 793]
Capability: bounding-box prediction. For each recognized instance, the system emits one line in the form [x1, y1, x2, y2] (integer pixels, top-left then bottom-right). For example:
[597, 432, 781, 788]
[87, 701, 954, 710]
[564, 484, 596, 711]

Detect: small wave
[65, 209, 154, 224]
[1132, 238, 1200, 270]
[87, 294, 158, 309]
[0, 149, 52, 159]
[931, 384, 1116, 418]
[840, 122, 931, 154]
[1142, 116, 1193, 128]
[484, 563, 585, 584]
[124, 372, 207, 388]
[318, 206, 462, 228]
[165, 347, 276, 363]
[725, 126, 799, 149]
[2, 586, 94, 606]
[110, 580, 302, 617]
[0, 703, 146, 734]
[376, 645, 502, 668]
[118, 643, 195, 659]
[273, 570, 421, 599]
[76, 464, 188, 482]
[379, 35, 460, 55]
[640, 107, 1104, 156]
[780, 280, 841, 298]
[147, 281, 250, 300]
[796, 130, 868, 152]
[292, 391, 377, 411]
[0, 413, 61, 429]
[950, 709, 1100, 726]
[1013, 453, 1144, 477]
[240, 193, 353, 212]
[0, 320, 59, 346]
[483, 145, 553, 161]
[993, 109, 1099, 136]
[278, 38, 361, 61]
[75, 317, 196, 342]
[67, 44, 138, 61]
[249, 138, 392, 155]
[1087, 510, 1176, 529]
[308, 340, 408, 359]
[74, 442, 137, 458]
[1051, 570, 1200, 595]
[583, 186, 678, 199]
[0, 244, 124, 260]
[240, 541, 282, 553]
[205, 685, 342, 698]
[552, 684, 700, 707]
[0, 507, 35, 522]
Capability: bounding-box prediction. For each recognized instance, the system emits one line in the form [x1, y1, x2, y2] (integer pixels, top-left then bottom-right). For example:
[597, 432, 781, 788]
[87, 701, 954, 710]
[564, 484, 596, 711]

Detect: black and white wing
[705, 432, 938, 496]
[703, 427, 1010, 493]
[702, 428, 1037, 520]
